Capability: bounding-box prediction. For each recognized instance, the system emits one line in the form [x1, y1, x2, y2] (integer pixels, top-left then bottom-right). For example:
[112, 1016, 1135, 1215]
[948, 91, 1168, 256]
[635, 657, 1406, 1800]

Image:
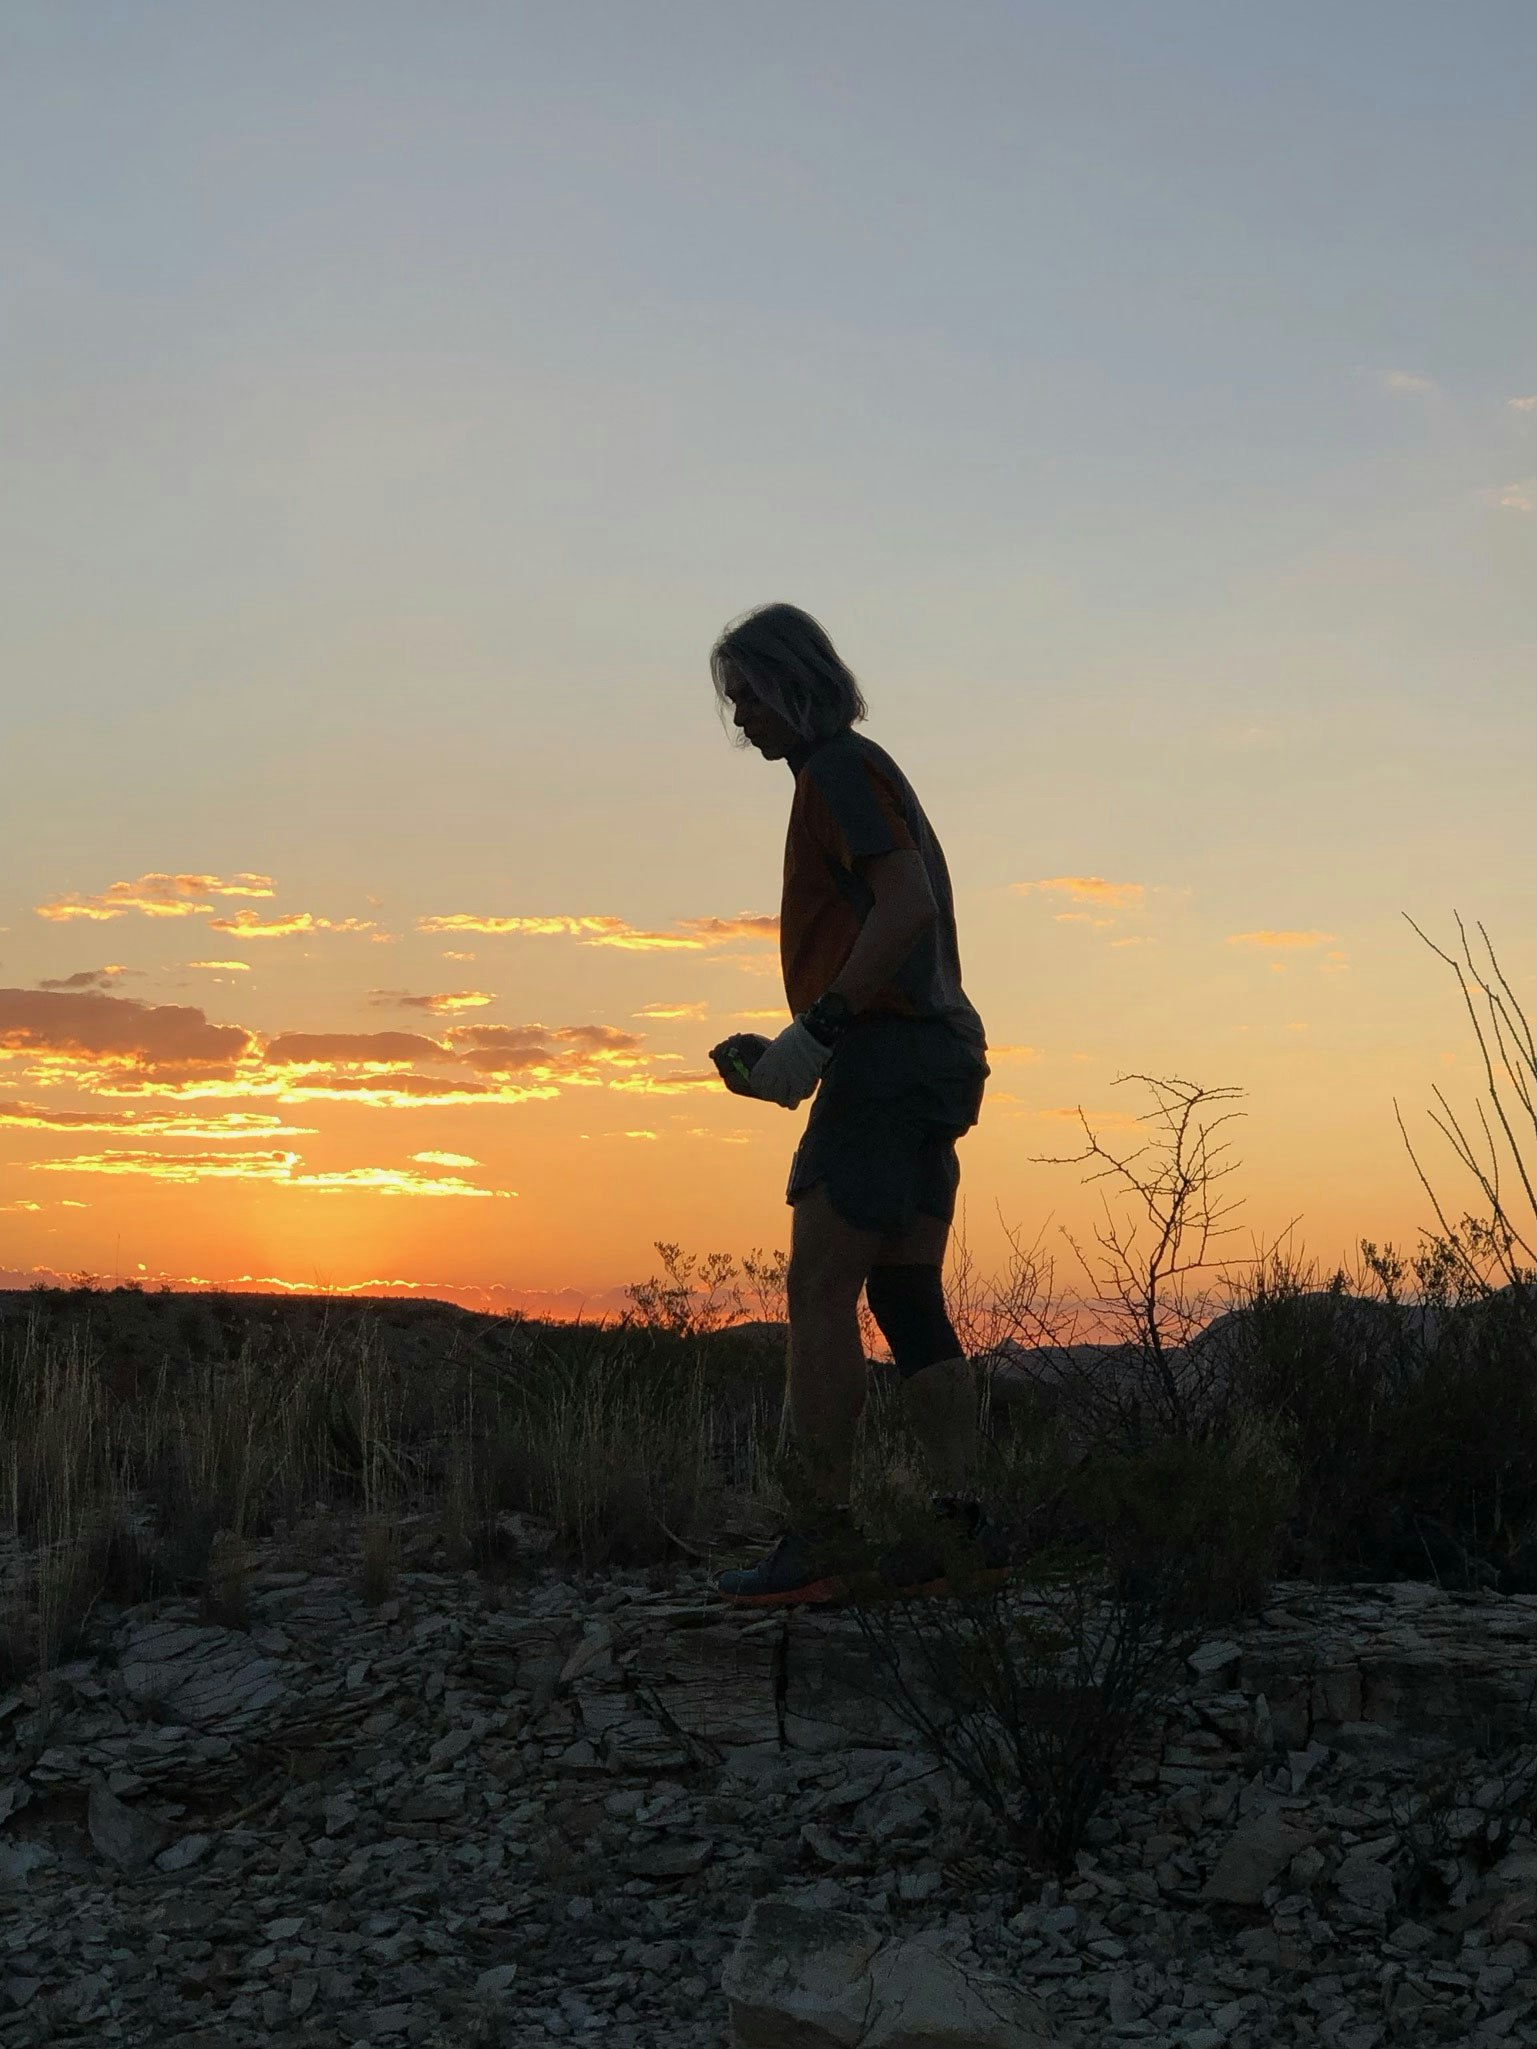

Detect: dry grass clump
[0, 1289, 793, 1678]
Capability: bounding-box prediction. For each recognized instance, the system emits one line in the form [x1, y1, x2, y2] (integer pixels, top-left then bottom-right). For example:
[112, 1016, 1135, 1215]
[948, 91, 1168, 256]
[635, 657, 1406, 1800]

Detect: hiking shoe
[931, 1494, 1012, 1573]
[878, 1495, 1012, 1599]
[716, 1515, 868, 1608]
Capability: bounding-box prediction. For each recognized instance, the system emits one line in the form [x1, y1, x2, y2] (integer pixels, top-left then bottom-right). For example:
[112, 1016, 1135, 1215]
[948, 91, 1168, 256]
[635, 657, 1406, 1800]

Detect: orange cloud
[675, 915, 780, 942]
[31, 1148, 302, 1183]
[608, 1071, 720, 1095]
[987, 1045, 1044, 1062]
[36, 967, 132, 991]
[229, 1073, 562, 1109]
[416, 911, 778, 952]
[370, 989, 495, 1014]
[634, 1002, 709, 1020]
[29, 1151, 507, 1196]
[2, 993, 683, 1110]
[187, 960, 251, 972]
[0, 1099, 314, 1138]
[1053, 913, 1115, 929]
[418, 913, 634, 940]
[36, 873, 275, 922]
[1014, 877, 1146, 907]
[263, 1030, 446, 1071]
[444, 1023, 647, 1076]
[1225, 930, 1336, 950]
[206, 911, 377, 939]
[411, 1150, 479, 1167]
[0, 988, 254, 1082]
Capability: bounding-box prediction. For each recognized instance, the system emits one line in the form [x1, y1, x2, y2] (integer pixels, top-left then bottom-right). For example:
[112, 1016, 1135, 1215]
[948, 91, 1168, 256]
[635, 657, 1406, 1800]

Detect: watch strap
[802, 992, 855, 1048]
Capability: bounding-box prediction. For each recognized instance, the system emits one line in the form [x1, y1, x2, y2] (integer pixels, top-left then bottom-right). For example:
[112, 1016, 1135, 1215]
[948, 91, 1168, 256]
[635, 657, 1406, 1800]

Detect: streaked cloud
[187, 959, 251, 972]
[417, 910, 777, 951]
[1, 989, 698, 1112]
[445, 1022, 647, 1076]
[712, 953, 782, 978]
[1013, 876, 1146, 908]
[36, 873, 275, 922]
[203, 1073, 562, 1109]
[29, 1150, 508, 1197]
[0, 1099, 314, 1138]
[370, 989, 495, 1014]
[633, 1001, 709, 1020]
[1053, 913, 1115, 929]
[264, 1030, 447, 1070]
[0, 988, 253, 1081]
[1226, 930, 1336, 950]
[987, 1044, 1044, 1061]
[37, 967, 131, 991]
[1495, 480, 1534, 514]
[674, 914, 780, 942]
[411, 1150, 480, 1167]
[419, 913, 638, 940]
[206, 910, 377, 939]
[607, 1071, 720, 1095]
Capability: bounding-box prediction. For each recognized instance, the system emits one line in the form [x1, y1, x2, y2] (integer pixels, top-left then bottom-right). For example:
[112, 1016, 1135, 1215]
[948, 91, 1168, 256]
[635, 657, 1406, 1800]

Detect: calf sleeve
[865, 1262, 964, 1380]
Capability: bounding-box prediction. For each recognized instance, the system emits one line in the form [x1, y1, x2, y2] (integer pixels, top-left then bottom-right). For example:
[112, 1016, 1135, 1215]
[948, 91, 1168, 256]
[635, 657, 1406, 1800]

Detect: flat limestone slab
[723, 1898, 1065, 2049]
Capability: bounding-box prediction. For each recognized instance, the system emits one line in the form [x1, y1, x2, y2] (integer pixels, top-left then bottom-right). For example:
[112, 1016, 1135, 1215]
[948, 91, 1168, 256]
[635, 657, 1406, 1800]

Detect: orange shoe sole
[717, 1573, 850, 1608]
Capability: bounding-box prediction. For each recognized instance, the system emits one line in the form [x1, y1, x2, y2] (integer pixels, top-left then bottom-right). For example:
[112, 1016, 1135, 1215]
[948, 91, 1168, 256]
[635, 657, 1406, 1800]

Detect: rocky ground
[1, 1514, 1533, 2048]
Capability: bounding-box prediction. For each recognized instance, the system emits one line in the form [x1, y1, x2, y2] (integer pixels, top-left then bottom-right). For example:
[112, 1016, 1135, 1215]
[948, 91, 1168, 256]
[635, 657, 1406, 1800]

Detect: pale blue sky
[1, 2, 1531, 1296]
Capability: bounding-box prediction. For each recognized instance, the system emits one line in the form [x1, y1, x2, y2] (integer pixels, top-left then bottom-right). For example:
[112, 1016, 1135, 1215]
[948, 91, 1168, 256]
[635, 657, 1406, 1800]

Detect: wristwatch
[802, 990, 855, 1048]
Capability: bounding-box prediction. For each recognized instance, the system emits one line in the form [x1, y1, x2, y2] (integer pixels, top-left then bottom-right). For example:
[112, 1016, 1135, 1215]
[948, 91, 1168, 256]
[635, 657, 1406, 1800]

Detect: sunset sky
[2, 3, 1532, 1320]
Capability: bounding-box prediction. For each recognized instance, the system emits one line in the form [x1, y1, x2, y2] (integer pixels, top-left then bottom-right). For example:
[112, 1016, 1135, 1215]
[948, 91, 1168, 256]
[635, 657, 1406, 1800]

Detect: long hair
[710, 602, 868, 746]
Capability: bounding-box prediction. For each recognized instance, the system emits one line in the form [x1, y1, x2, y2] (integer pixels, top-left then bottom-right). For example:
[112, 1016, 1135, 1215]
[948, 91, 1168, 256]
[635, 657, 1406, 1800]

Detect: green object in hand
[711, 1035, 762, 1089]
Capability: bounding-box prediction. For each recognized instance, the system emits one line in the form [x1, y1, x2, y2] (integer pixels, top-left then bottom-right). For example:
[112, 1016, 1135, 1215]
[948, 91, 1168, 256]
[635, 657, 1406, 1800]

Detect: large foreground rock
[722, 1898, 1064, 2048]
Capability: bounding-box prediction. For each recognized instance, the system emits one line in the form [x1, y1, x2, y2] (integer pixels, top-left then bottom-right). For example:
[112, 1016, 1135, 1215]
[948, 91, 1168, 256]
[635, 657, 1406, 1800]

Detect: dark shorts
[786, 1017, 988, 1236]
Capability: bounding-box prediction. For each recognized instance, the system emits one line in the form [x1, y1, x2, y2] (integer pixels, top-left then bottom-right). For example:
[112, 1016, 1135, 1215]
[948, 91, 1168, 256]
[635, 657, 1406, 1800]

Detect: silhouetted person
[706, 602, 1003, 1604]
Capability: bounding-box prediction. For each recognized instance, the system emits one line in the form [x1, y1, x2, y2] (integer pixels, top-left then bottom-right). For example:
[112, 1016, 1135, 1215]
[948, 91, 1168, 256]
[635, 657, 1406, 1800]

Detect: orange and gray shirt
[780, 730, 986, 1054]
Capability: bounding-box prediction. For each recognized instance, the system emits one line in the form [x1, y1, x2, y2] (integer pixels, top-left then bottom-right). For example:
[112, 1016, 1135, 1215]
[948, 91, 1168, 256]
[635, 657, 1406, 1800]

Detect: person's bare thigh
[789, 1182, 883, 1296]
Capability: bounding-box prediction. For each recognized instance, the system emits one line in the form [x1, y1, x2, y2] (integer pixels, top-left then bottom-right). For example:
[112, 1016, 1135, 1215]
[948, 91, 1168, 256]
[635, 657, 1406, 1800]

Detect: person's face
[721, 670, 800, 761]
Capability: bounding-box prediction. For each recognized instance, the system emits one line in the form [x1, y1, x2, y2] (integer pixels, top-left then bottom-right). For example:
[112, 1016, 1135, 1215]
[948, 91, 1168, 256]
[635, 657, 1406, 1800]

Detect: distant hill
[0, 1286, 792, 1390]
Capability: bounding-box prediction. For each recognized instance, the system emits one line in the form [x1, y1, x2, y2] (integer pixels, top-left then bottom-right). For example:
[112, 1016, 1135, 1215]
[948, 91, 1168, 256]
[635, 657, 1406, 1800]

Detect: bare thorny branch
[1395, 914, 1536, 1293]
[1020, 1075, 1253, 1435]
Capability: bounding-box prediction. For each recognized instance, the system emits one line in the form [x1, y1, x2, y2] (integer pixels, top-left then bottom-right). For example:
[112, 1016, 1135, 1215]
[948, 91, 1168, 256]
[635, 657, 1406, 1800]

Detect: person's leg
[868, 1209, 979, 1494]
[785, 1182, 883, 1513]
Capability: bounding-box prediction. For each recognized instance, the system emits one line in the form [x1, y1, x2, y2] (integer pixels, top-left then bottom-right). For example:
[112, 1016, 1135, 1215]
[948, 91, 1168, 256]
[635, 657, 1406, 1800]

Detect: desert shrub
[847, 1541, 1200, 1874]
[452, 1322, 778, 1569]
[621, 1240, 788, 1338]
[1217, 1245, 1537, 1589]
[1061, 1424, 1297, 1626]
[1387, 1674, 1537, 1913]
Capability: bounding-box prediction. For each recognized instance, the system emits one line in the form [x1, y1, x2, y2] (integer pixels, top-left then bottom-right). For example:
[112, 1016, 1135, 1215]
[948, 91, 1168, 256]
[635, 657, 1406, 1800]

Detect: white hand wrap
[746, 1017, 833, 1109]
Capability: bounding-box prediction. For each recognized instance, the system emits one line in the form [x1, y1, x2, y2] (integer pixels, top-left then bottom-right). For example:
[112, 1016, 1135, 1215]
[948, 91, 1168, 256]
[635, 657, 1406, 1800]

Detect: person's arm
[824, 848, 937, 1012]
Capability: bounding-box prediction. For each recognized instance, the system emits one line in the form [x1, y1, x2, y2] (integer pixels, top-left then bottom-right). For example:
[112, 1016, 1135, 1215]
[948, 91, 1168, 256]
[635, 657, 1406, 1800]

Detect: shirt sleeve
[805, 751, 917, 865]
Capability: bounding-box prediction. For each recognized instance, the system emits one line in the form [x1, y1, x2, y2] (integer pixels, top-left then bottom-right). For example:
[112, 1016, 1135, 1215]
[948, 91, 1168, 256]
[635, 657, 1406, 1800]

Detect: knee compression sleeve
[865, 1263, 963, 1380]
